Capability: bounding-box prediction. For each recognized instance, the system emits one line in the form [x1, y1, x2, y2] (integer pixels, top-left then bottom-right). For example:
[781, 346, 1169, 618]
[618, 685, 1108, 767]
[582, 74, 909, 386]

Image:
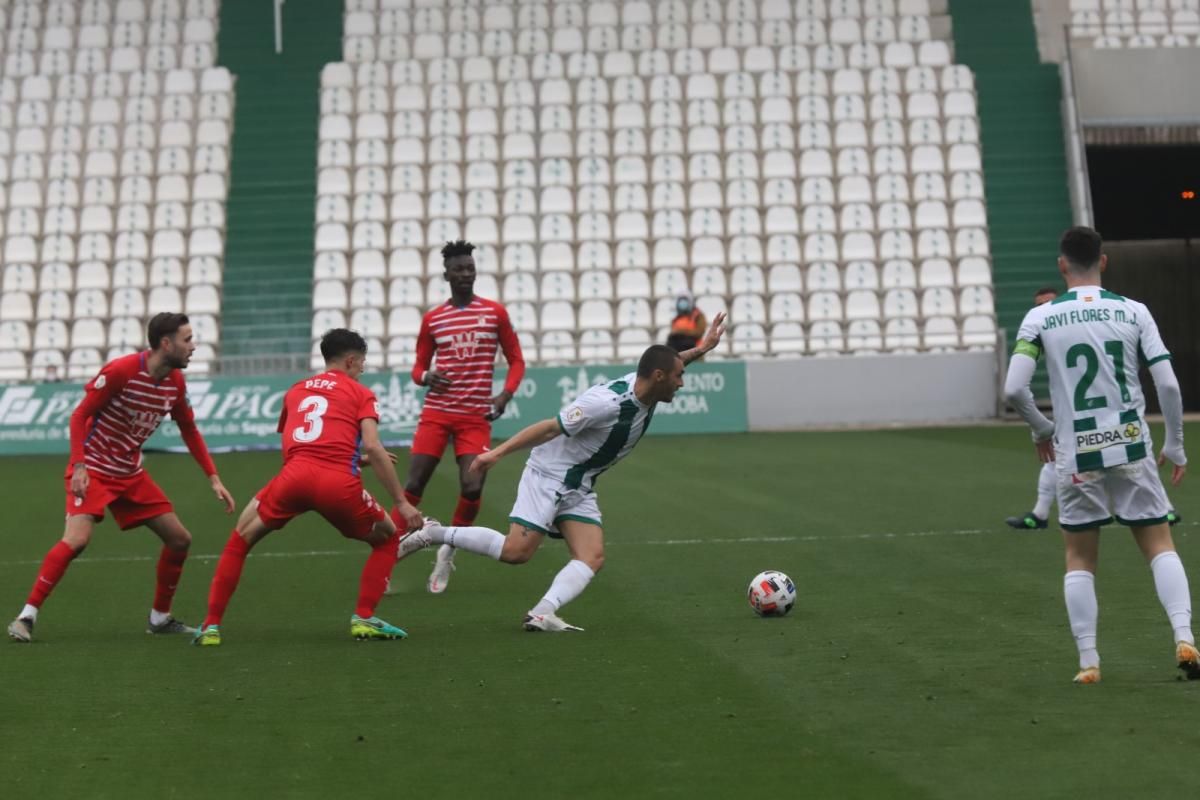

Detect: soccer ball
[747, 570, 796, 617]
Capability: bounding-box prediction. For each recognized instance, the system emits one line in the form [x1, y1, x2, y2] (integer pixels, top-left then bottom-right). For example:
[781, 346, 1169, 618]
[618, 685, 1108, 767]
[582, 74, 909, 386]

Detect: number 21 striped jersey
[1015, 285, 1171, 473]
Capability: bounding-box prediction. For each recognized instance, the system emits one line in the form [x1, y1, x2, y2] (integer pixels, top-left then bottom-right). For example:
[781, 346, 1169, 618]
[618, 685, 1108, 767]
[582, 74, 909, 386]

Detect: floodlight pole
[274, 0, 285, 54]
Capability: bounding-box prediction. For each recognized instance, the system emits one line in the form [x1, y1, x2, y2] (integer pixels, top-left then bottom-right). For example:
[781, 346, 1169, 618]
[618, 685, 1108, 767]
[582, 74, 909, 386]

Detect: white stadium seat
[304, 1, 994, 365]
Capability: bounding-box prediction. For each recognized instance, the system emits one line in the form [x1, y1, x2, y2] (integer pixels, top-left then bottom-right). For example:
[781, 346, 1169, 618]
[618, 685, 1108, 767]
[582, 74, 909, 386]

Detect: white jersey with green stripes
[1015, 285, 1171, 473]
[525, 372, 654, 493]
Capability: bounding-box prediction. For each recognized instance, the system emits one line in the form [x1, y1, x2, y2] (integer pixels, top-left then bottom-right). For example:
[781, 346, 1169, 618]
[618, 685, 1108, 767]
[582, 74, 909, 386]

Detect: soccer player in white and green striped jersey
[1005, 285, 1182, 530]
[1004, 227, 1196, 684]
[395, 314, 727, 632]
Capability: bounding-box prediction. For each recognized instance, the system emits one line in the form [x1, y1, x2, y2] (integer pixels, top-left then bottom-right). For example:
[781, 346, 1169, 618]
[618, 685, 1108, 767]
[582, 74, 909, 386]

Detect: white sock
[529, 560, 595, 617]
[20, 604, 38, 622]
[1150, 550, 1194, 645]
[1064, 570, 1100, 669]
[1033, 462, 1056, 520]
[438, 544, 457, 563]
[440, 526, 504, 561]
[149, 609, 172, 626]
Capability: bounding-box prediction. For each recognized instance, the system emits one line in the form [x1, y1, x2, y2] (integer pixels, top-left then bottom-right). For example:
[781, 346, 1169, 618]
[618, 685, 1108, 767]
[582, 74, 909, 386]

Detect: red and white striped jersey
[412, 296, 526, 417]
[69, 351, 215, 478]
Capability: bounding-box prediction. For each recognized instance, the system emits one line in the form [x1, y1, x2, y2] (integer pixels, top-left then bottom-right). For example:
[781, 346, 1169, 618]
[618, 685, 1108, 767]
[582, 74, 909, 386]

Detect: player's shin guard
[1150, 550, 1194, 645]
[152, 546, 188, 614]
[529, 560, 596, 617]
[1064, 570, 1100, 669]
[451, 496, 481, 527]
[357, 529, 402, 618]
[25, 540, 81, 609]
[203, 531, 251, 628]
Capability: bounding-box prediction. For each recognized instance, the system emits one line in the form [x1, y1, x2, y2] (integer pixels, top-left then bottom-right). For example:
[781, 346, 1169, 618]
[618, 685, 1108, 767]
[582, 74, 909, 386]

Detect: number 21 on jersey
[292, 395, 329, 442]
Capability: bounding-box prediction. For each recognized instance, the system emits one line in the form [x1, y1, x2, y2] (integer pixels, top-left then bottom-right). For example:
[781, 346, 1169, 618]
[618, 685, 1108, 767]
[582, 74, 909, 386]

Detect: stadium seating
[0, 0, 231, 382]
[317, 0, 996, 366]
[1069, 0, 1200, 47]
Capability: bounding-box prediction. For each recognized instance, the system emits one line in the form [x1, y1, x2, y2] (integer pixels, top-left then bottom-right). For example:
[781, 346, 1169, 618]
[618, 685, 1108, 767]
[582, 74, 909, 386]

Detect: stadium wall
[745, 351, 1000, 429]
[1072, 49, 1200, 126]
[0, 354, 1002, 456]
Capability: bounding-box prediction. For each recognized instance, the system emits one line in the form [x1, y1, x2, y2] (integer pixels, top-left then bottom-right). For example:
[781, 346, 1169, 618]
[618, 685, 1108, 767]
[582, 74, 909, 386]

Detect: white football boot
[522, 613, 584, 632]
[426, 545, 456, 594]
[396, 517, 441, 561]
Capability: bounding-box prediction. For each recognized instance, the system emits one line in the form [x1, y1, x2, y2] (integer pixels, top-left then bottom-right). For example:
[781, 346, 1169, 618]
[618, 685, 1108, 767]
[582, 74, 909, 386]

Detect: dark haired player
[399, 239, 526, 594]
[8, 313, 235, 642]
[395, 315, 727, 632]
[193, 329, 423, 645]
[1004, 226, 1194, 683]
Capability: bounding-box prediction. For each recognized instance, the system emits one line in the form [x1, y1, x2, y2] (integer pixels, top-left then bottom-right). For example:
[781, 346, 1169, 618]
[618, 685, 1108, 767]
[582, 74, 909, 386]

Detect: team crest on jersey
[129, 409, 162, 435]
[449, 330, 480, 360]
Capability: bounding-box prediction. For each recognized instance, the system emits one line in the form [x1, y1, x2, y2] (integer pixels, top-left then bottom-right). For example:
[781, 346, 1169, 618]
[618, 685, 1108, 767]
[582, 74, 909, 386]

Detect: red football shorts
[64, 468, 173, 530]
[254, 460, 387, 540]
[411, 408, 492, 459]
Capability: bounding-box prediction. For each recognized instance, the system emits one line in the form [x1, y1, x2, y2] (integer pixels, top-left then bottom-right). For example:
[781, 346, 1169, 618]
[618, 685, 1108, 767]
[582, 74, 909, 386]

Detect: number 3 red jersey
[277, 369, 379, 476]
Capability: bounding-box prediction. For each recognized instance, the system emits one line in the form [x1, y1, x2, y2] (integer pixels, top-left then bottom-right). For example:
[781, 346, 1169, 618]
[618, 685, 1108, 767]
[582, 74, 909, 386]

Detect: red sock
[25, 541, 80, 608]
[403, 490, 421, 507]
[203, 531, 251, 628]
[451, 495, 482, 527]
[152, 546, 188, 614]
[356, 529, 402, 618]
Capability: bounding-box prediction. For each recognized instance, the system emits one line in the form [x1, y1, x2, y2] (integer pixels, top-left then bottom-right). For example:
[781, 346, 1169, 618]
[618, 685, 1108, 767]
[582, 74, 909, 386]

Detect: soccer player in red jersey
[7, 313, 236, 643]
[400, 240, 525, 594]
[193, 329, 424, 645]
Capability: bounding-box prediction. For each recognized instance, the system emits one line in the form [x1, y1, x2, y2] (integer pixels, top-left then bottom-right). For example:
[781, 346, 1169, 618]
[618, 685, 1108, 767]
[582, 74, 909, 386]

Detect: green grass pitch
[1, 424, 1197, 798]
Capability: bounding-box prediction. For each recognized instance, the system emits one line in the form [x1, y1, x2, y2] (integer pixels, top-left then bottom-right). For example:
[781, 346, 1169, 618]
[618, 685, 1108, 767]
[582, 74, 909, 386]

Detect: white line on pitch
[3, 523, 1190, 568]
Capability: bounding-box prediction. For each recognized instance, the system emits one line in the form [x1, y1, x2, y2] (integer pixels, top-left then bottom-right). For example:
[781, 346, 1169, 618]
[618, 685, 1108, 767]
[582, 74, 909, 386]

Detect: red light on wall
[1183, 190, 1196, 200]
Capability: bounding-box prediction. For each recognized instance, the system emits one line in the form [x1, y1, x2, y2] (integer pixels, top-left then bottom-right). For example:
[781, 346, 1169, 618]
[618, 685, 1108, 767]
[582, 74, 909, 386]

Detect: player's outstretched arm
[359, 418, 422, 530]
[1004, 352, 1056, 462]
[679, 311, 727, 366]
[469, 417, 562, 475]
[1149, 359, 1187, 486]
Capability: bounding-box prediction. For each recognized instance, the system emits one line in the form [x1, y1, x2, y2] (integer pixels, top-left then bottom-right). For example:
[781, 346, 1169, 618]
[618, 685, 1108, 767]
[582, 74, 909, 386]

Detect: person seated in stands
[666, 293, 707, 353]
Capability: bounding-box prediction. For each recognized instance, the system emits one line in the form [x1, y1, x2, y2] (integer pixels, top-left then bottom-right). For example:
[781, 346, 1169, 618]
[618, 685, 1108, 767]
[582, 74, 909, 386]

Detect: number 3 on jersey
[293, 395, 329, 442]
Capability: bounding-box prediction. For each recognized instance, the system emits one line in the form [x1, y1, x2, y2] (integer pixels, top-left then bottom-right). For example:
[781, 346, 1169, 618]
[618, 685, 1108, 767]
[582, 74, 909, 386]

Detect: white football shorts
[508, 467, 603, 538]
[1056, 456, 1171, 531]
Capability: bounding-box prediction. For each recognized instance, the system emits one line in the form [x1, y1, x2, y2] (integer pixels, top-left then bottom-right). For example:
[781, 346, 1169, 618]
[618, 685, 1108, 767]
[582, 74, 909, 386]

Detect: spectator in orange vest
[666, 293, 708, 352]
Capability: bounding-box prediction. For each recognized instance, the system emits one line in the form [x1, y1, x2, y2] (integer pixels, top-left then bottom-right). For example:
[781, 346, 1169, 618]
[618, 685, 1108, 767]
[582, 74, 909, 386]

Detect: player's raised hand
[469, 450, 499, 475]
[1159, 449, 1187, 486]
[210, 475, 236, 513]
[424, 370, 453, 391]
[699, 311, 727, 352]
[70, 463, 89, 499]
[1035, 438, 1055, 464]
